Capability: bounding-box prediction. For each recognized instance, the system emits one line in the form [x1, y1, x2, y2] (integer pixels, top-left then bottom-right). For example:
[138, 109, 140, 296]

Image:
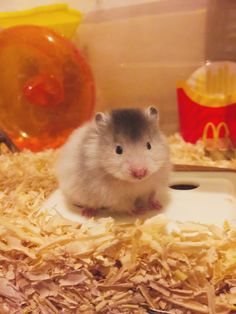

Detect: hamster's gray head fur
[92, 106, 169, 182]
[110, 108, 150, 142]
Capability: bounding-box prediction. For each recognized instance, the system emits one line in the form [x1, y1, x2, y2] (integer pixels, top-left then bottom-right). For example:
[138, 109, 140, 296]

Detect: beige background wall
[76, 0, 208, 135]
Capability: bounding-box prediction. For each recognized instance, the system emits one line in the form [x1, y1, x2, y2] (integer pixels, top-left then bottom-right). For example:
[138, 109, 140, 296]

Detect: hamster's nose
[131, 168, 147, 179]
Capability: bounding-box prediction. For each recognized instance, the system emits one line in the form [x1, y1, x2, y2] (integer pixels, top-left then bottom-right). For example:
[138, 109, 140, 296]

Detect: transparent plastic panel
[76, 0, 208, 134]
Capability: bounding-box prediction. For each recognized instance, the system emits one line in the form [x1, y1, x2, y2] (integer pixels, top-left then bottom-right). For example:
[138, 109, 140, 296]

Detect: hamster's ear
[145, 106, 159, 121]
[94, 112, 109, 128]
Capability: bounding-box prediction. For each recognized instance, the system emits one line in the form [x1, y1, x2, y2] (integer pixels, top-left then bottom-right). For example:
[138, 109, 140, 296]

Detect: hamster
[56, 106, 171, 216]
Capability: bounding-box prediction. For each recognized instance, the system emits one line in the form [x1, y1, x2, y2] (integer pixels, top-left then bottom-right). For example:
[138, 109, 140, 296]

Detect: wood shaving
[169, 133, 236, 167]
[0, 138, 235, 313]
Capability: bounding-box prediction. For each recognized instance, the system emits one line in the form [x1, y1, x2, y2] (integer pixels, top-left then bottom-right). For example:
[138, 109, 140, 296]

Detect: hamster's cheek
[116, 164, 131, 181]
[114, 161, 134, 182]
[100, 155, 124, 179]
[147, 155, 163, 173]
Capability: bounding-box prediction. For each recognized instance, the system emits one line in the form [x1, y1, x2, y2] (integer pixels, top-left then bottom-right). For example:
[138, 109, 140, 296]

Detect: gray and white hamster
[56, 106, 171, 216]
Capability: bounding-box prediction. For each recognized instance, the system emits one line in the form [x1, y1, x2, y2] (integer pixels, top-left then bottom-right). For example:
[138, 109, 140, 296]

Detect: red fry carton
[177, 61, 236, 151]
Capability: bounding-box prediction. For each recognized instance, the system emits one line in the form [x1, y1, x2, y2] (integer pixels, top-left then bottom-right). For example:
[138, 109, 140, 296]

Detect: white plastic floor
[41, 171, 236, 228]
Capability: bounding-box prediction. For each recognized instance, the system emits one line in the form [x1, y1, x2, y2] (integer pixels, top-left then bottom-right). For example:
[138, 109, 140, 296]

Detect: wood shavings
[169, 133, 236, 168]
[139, 285, 156, 308]
[0, 143, 235, 312]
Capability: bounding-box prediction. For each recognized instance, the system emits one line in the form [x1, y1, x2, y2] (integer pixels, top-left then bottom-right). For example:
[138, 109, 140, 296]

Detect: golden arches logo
[202, 122, 230, 142]
[202, 121, 233, 151]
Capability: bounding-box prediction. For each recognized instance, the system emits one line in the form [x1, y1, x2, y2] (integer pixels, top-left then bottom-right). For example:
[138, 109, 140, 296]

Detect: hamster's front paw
[82, 207, 97, 217]
[149, 197, 162, 211]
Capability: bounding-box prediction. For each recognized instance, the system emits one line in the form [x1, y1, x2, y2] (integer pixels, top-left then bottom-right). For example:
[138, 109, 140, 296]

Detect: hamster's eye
[146, 142, 152, 150]
[116, 145, 123, 155]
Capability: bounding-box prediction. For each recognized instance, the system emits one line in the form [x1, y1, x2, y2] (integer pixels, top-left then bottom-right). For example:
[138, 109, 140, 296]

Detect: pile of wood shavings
[0, 139, 236, 313]
[169, 133, 236, 168]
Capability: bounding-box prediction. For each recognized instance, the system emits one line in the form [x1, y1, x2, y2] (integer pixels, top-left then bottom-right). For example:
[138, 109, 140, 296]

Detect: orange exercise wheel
[0, 25, 95, 151]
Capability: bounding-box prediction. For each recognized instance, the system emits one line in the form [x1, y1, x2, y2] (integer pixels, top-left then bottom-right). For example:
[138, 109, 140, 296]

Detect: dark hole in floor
[169, 183, 199, 190]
